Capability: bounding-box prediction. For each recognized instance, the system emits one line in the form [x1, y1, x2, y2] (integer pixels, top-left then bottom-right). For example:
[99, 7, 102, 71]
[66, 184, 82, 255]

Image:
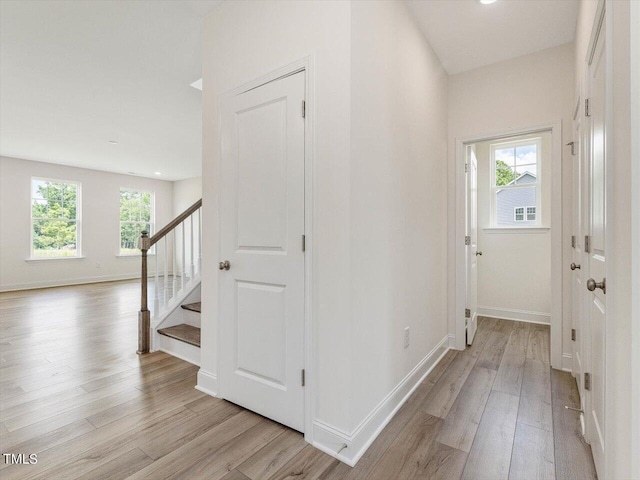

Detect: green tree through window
[120, 189, 153, 255]
[495, 159, 517, 186]
[31, 180, 79, 257]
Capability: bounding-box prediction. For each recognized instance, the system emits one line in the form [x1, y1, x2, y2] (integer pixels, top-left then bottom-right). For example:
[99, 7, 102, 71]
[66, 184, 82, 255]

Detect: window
[491, 137, 541, 227]
[513, 206, 536, 222]
[120, 189, 153, 255]
[31, 178, 81, 258]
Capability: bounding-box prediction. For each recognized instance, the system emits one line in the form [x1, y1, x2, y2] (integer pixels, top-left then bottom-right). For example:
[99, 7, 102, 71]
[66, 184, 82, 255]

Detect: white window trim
[490, 137, 542, 228]
[119, 187, 155, 256]
[30, 177, 82, 260]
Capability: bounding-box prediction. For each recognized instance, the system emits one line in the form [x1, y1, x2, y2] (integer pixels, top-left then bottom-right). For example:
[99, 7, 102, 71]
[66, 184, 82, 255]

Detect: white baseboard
[196, 369, 218, 397]
[0, 273, 139, 292]
[312, 334, 450, 466]
[477, 306, 551, 325]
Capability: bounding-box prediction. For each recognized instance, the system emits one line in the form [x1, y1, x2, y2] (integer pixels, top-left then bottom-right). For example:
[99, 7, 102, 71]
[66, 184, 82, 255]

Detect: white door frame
[453, 121, 564, 369]
[215, 57, 316, 441]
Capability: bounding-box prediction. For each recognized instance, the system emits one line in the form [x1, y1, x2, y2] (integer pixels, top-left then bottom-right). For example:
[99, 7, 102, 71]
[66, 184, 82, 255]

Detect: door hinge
[585, 98, 591, 117]
[465, 163, 469, 173]
[302, 234, 306, 252]
[301, 369, 306, 387]
[571, 328, 576, 341]
[465, 308, 471, 318]
[584, 372, 591, 391]
[465, 235, 471, 246]
[571, 235, 576, 249]
[584, 235, 591, 253]
[567, 141, 576, 156]
[302, 100, 306, 118]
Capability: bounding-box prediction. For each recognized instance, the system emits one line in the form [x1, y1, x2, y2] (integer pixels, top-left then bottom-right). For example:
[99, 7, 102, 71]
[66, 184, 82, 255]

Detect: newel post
[137, 230, 151, 354]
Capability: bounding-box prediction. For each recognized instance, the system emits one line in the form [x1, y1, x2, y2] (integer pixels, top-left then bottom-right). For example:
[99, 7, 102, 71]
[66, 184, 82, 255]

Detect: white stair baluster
[198, 207, 202, 275]
[154, 244, 159, 319]
[163, 236, 168, 306]
[181, 221, 186, 290]
[189, 213, 195, 280]
[172, 229, 177, 296]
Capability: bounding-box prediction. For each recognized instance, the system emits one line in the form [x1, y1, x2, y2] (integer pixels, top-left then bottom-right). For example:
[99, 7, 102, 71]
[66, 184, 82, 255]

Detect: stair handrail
[137, 198, 203, 354]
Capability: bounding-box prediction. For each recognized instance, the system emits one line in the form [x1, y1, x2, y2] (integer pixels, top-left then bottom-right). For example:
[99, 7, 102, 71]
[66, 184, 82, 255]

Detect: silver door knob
[218, 260, 231, 271]
[475, 251, 483, 256]
[587, 277, 606, 294]
[570, 263, 581, 270]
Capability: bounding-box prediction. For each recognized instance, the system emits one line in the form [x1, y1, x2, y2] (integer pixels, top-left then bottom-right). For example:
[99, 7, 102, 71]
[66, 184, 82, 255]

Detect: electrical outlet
[404, 327, 410, 349]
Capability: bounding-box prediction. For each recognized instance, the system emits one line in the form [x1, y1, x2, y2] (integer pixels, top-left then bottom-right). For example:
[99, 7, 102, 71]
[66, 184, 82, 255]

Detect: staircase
[137, 199, 202, 365]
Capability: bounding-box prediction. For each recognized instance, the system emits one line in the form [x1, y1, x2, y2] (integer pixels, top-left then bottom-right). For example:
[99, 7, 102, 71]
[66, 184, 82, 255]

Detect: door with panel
[585, 17, 606, 478]
[466, 145, 479, 345]
[218, 71, 306, 432]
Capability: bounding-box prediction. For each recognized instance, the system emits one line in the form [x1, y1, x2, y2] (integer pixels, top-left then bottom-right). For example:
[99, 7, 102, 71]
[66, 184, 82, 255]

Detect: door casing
[453, 122, 564, 370]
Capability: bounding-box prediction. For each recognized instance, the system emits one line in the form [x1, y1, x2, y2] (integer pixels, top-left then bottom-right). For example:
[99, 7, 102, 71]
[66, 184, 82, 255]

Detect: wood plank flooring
[0, 282, 597, 479]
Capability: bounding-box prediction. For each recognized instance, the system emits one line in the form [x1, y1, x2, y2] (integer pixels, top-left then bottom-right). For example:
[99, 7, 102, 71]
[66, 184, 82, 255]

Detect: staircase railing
[137, 198, 202, 354]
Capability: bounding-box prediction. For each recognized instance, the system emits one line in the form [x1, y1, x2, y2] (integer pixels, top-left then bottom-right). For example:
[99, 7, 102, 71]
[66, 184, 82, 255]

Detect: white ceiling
[0, 0, 223, 181]
[406, 0, 579, 75]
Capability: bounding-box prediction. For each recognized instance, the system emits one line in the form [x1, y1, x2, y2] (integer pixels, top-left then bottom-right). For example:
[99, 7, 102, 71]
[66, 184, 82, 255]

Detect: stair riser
[182, 309, 201, 328]
[155, 333, 200, 366]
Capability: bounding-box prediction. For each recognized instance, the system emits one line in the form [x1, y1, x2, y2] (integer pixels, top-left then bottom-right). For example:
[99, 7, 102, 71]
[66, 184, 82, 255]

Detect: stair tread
[158, 324, 201, 347]
[181, 302, 201, 313]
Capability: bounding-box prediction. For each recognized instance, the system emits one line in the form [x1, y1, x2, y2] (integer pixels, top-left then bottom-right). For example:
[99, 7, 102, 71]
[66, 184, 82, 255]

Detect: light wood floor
[0, 281, 597, 479]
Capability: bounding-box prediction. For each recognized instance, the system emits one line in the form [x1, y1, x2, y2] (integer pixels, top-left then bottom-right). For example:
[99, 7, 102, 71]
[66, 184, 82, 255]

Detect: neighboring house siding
[496, 186, 536, 226]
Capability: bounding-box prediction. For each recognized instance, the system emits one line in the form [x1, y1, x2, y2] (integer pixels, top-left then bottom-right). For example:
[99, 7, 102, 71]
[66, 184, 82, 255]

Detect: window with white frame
[120, 188, 153, 255]
[491, 137, 541, 227]
[31, 178, 81, 258]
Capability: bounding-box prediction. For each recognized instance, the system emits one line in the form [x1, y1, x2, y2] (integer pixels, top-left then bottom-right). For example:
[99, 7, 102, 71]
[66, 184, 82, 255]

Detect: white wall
[0, 156, 173, 291]
[349, 0, 449, 433]
[201, 0, 449, 464]
[201, 0, 353, 434]
[173, 177, 201, 217]
[447, 43, 575, 364]
[474, 133, 552, 322]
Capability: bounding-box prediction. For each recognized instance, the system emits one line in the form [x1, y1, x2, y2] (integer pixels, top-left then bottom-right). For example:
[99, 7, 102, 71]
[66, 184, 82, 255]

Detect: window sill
[26, 256, 86, 262]
[483, 227, 550, 234]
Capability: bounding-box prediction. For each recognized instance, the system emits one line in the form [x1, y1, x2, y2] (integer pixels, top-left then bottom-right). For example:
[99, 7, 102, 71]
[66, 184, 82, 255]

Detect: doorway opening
[455, 123, 563, 368]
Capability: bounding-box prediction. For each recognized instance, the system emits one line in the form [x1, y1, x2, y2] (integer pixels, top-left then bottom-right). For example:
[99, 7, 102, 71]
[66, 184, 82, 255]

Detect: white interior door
[572, 110, 586, 421]
[466, 145, 479, 345]
[585, 20, 606, 478]
[218, 71, 306, 432]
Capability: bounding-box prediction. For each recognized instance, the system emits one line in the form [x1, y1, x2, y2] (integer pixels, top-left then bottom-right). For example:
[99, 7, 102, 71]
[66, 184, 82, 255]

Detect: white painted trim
[196, 370, 218, 397]
[156, 333, 200, 366]
[214, 57, 316, 443]
[477, 306, 550, 325]
[25, 256, 87, 262]
[0, 273, 139, 292]
[562, 353, 574, 373]
[312, 335, 449, 466]
[482, 227, 549, 234]
[453, 121, 564, 369]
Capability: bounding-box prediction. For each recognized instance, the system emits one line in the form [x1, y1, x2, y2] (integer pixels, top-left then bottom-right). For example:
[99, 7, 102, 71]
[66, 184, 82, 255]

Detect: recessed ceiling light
[154, 171, 162, 176]
[108, 140, 118, 144]
[479, 0, 498, 4]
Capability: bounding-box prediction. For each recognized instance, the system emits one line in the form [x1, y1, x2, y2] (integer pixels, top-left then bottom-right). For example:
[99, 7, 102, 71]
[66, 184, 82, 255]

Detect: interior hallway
[0, 281, 596, 479]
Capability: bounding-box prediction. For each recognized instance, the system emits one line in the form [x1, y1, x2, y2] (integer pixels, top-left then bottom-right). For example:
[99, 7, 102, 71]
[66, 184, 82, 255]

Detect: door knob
[570, 263, 581, 270]
[586, 277, 606, 294]
[475, 251, 483, 256]
[218, 260, 231, 271]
